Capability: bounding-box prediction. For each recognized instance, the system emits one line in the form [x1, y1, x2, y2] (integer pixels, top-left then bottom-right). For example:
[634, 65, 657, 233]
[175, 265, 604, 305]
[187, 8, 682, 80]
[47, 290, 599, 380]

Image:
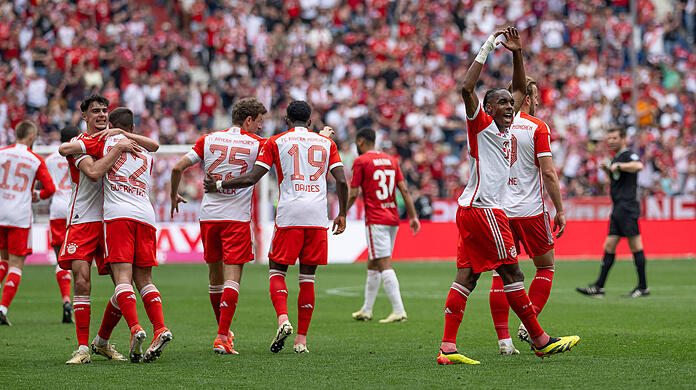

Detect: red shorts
[0, 226, 32, 256]
[58, 222, 109, 275]
[200, 221, 254, 265]
[456, 207, 518, 273]
[509, 213, 555, 258]
[49, 219, 67, 247]
[269, 227, 327, 266]
[104, 219, 158, 268]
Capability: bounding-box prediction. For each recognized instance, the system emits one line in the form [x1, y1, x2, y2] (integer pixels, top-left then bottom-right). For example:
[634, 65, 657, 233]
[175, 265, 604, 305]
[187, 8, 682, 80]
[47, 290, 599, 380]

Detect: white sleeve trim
[329, 162, 344, 170]
[75, 154, 89, 166]
[536, 152, 552, 158]
[466, 104, 481, 121]
[185, 150, 201, 164]
[255, 161, 271, 170]
[77, 140, 86, 154]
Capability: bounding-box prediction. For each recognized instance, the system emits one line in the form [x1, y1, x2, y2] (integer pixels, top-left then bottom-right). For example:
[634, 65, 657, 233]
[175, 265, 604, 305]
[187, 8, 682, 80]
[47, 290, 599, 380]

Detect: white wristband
[475, 34, 498, 64]
[216, 180, 223, 192]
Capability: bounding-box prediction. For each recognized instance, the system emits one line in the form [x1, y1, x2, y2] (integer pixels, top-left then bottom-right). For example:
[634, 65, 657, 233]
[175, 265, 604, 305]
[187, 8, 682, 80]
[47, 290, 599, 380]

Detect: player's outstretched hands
[554, 211, 566, 238]
[332, 215, 346, 235]
[203, 171, 218, 193]
[319, 126, 336, 139]
[115, 138, 143, 153]
[498, 26, 522, 52]
[93, 128, 125, 141]
[409, 217, 421, 235]
[170, 193, 187, 219]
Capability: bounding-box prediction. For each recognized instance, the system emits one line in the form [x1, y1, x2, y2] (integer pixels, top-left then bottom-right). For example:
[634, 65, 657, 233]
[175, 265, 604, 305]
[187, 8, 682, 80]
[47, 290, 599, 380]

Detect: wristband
[475, 34, 498, 64]
[216, 180, 223, 192]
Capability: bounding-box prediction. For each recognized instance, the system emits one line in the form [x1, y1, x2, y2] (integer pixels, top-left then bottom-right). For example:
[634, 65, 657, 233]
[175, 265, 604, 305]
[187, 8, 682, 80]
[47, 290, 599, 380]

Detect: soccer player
[488, 76, 567, 354]
[170, 97, 268, 355]
[57, 95, 148, 364]
[577, 127, 648, 298]
[437, 27, 579, 365]
[63, 107, 170, 363]
[0, 120, 56, 325]
[45, 125, 81, 324]
[203, 100, 348, 354]
[347, 127, 420, 323]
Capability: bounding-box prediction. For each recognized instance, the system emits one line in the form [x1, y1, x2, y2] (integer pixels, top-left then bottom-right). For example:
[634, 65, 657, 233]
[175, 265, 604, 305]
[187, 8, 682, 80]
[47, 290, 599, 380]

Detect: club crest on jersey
[66, 242, 78, 255]
[508, 245, 517, 258]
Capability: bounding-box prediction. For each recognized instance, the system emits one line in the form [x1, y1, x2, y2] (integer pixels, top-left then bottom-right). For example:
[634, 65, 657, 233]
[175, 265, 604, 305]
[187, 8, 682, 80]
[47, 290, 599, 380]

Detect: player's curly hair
[231, 97, 268, 125]
[483, 88, 509, 109]
[286, 100, 312, 123]
[356, 128, 376, 145]
[80, 94, 109, 113]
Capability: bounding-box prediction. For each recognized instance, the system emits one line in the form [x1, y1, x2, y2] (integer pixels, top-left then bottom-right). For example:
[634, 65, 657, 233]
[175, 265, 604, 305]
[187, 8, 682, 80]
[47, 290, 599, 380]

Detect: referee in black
[577, 127, 649, 298]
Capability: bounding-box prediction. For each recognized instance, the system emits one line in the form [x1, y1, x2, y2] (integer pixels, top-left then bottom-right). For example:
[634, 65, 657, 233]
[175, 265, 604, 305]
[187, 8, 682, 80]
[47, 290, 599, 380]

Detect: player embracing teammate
[436, 27, 579, 365]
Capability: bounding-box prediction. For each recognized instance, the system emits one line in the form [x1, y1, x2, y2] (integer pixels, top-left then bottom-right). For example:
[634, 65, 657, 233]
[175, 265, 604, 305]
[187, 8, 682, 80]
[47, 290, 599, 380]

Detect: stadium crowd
[1, 0, 695, 211]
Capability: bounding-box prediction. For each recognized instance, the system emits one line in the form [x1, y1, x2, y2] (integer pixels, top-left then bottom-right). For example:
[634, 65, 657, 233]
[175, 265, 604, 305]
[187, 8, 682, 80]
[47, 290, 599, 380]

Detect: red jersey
[351, 150, 404, 226]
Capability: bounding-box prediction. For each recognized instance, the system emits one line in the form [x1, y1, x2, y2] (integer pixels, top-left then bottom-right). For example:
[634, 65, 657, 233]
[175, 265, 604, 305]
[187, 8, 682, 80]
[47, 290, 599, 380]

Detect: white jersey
[458, 104, 512, 209]
[255, 126, 343, 228]
[79, 134, 156, 227]
[45, 152, 72, 220]
[0, 144, 54, 228]
[68, 133, 105, 226]
[185, 127, 264, 222]
[503, 111, 553, 218]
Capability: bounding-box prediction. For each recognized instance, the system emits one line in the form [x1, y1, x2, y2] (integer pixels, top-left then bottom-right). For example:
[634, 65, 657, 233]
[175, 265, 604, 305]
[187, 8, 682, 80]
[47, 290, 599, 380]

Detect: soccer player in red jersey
[63, 107, 169, 363]
[347, 127, 420, 323]
[0, 120, 55, 325]
[436, 27, 579, 365]
[170, 97, 268, 355]
[204, 100, 348, 354]
[57, 95, 152, 364]
[488, 76, 566, 354]
[45, 125, 81, 324]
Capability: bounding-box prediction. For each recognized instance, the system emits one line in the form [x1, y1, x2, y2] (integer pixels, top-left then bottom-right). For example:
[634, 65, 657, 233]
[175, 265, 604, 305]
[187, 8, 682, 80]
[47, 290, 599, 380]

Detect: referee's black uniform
[608, 148, 641, 237]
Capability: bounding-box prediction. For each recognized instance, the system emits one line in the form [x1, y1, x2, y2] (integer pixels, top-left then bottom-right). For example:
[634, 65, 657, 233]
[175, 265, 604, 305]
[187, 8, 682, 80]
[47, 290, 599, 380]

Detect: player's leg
[0, 253, 26, 324]
[208, 261, 224, 323]
[294, 263, 317, 353]
[374, 256, 407, 323]
[54, 248, 74, 324]
[268, 228, 301, 353]
[66, 259, 92, 364]
[488, 270, 515, 353]
[353, 225, 381, 321]
[437, 267, 481, 365]
[577, 234, 620, 297]
[496, 263, 579, 357]
[624, 234, 649, 297]
[201, 222, 225, 323]
[215, 263, 243, 354]
[516, 248, 555, 346]
[92, 285, 126, 361]
[134, 266, 172, 362]
[0, 248, 8, 283]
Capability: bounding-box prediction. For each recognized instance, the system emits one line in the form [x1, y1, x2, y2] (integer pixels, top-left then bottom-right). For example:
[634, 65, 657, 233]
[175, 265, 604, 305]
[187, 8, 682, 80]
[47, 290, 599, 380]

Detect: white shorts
[365, 224, 398, 260]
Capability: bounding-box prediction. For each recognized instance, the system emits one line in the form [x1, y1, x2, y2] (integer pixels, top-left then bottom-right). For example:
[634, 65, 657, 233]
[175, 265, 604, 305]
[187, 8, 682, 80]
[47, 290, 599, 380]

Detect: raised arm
[539, 156, 565, 238]
[204, 164, 269, 192]
[170, 156, 195, 218]
[396, 181, 420, 235]
[77, 138, 140, 180]
[331, 165, 348, 235]
[93, 128, 160, 152]
[58, 141, 83, 157]
[502, 27, 527, 113]
[461, 30, 504, 117]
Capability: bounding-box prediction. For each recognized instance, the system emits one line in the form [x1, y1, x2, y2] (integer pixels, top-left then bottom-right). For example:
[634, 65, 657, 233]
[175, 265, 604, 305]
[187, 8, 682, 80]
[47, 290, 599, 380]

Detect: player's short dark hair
[15, 120, 38, 140]
[231, 97, 268, 125]
[80, 94, 109, 113]
[60, 125, 80, 143]
[286, 100, 312, 123]
[483, 88, 509, 108]
[109, 107, 134, 131]
[607, 127, 626, 138]
[506, 76, 537, 97]
[356, 128, 376, 145]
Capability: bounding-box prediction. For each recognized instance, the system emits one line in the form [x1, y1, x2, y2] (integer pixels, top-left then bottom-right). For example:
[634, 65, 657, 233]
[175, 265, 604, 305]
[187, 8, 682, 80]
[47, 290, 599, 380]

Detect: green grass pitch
[1, 259, 694, 389]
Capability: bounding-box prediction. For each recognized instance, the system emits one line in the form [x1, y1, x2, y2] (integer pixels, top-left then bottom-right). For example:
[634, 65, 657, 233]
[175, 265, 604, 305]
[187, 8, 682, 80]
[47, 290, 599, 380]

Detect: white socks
[381, 269, 405, 315]
[361, 270, 381, 313]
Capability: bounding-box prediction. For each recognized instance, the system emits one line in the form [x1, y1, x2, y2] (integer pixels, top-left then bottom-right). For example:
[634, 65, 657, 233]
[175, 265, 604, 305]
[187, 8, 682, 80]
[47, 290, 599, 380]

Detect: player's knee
[73, 277, 90, 295]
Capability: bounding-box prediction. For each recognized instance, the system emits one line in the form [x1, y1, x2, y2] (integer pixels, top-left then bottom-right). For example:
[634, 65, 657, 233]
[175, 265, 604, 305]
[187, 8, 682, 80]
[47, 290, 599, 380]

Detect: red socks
[0, 260, 8, 283]
[73, 295, 91, 346]
[55, 266, 72, 304]
[98, 295, 122, 340]
[489, 273, 510, 340]
[297, 274, 315, 338]
[115, 284, 140, 331]
[269, 270, 288, 320]
[442, 282, 470, 345]
[217, 280, 239, 338]
[139, 284, 165, 333]
[504, 282, 544, 339]
[0, 267, 22, 310]
[209, 284, 223, 323]
[528, 266, 554, 315]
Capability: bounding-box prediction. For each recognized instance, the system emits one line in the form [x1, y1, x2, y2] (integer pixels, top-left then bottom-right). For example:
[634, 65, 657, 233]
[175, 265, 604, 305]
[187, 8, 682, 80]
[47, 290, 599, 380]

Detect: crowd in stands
[1, 0, 695, 214]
